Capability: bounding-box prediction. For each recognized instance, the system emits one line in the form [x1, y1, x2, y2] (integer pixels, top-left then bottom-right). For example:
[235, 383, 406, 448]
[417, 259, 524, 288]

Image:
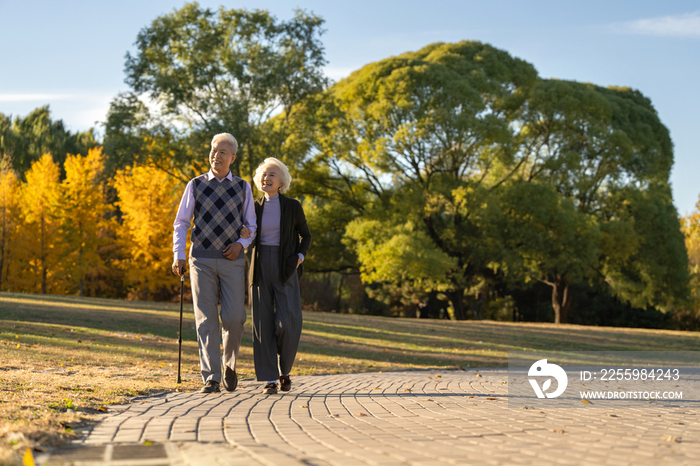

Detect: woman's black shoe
[280, 375, 291, 392]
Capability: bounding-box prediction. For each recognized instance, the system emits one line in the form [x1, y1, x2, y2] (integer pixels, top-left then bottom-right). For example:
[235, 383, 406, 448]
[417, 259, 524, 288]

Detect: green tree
[516, 79, 688, 318]
[302, 41, 687, 322]
[105, 2, 328, 183]
[600, 186, 689, 311]
[0, 106, 97, 177]
[303, 41, 538, 319]
[501, 182, 601, 323]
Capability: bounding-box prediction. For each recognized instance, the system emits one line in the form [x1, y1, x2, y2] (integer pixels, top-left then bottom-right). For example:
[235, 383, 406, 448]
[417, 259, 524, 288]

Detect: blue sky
[1, 1, 698, 213]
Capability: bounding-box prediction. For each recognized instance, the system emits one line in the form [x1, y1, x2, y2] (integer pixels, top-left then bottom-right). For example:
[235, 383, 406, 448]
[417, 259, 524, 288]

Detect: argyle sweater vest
[190, 174, 247, 259]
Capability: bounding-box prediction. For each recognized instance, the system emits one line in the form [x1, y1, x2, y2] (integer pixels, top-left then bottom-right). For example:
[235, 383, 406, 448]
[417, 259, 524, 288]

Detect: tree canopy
[0, 106, 97, 177]
[295, 40, 688, 322]
[105, 2, 328, 183]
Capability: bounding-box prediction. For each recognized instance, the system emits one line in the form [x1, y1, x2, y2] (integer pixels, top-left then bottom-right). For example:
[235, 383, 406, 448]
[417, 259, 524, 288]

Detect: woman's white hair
[254, 157, 292, 194]
[211, 133, 238, 154]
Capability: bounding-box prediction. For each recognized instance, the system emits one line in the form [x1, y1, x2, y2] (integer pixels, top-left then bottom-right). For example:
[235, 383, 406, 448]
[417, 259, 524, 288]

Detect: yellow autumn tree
[682, 201, 700, 311]
[114, 164, 181, 300]
[56, 147, 111, 295]
[19, 153, 61, 293]
[0, 157, 21, 290]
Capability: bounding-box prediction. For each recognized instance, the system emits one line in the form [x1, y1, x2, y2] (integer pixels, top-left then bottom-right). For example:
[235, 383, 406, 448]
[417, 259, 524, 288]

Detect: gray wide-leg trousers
[251, 245, 303, 382]
[190, 255, 246, 384]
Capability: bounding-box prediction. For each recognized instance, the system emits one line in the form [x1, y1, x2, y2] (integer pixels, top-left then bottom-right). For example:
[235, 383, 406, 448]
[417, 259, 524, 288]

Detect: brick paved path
[40, 370, 700, 465]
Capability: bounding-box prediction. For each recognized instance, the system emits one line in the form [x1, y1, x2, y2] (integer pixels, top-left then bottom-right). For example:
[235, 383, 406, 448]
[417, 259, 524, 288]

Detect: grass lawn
[2, 291, 700, 463]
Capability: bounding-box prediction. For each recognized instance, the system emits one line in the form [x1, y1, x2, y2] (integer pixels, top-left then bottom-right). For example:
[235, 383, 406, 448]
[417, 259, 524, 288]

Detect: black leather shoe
[222, 367, 238, 392]
[200, 380, 220, 394]
[279, 375, 291, 392]
[263, 382, 278, 394]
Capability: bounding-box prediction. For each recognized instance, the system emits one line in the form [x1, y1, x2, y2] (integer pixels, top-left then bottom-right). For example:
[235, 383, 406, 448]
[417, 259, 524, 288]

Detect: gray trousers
[190, 255, 246, 383]
[251, 245, 303, 381]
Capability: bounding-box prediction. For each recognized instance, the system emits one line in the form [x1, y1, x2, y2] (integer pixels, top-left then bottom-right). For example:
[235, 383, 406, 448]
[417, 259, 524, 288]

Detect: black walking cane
[177, 267, 185, 384]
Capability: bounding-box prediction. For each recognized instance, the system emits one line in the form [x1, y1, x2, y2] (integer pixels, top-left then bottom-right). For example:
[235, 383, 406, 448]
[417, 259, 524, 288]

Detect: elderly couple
[172, 133, 311, 395]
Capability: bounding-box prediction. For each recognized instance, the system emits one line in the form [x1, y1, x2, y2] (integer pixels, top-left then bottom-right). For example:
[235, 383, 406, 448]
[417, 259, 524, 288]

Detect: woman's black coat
[248, 194, 312, 286]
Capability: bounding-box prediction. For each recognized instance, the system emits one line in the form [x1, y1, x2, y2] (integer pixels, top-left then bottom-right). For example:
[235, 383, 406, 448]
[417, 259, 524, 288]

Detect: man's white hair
[211, 133, 238, 154]
[254, 157, 292, 194]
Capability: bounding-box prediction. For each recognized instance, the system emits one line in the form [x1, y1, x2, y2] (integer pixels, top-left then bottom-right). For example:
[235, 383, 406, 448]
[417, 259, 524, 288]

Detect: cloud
[613, 11, 700, 38]
[0, 93, 73, 102]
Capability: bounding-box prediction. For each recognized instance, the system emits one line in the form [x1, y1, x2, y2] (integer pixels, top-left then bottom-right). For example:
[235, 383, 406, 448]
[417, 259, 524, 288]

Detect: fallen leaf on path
[486, 397, 497, 401]
[551, 429, 565, 434]
[468, 396, 474, 399]
[581, 399, 591, 404]
[476, 374, 482, 377]
[358, 413, 367, 417]
[606, 414, 618, 418]
[23, 448, 35, 466]
[326, 414, 339, 418]
[301, 406, 308, 408]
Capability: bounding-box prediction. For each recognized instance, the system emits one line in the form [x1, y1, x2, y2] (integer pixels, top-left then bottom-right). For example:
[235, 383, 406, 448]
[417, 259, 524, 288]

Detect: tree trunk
[549, 279, 572, 324]
[336, 273, 344, 312]
[78, 241, 83, 297]
[471, 292, 484, 320]
[41, 213, 47, 294]
[447, 290, 467, 320]
[0, 201, 5, 291]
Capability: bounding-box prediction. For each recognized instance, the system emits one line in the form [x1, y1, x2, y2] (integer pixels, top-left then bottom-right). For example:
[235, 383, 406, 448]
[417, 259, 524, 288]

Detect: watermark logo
[528, 359, 568, 398]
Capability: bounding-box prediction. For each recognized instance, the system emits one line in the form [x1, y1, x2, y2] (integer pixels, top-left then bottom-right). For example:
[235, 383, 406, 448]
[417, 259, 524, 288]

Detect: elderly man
[172, 133, 256, 394]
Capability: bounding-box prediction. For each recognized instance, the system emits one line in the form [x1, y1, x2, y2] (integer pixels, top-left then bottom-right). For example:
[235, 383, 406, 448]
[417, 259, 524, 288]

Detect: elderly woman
[246, 157, 311, 394]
